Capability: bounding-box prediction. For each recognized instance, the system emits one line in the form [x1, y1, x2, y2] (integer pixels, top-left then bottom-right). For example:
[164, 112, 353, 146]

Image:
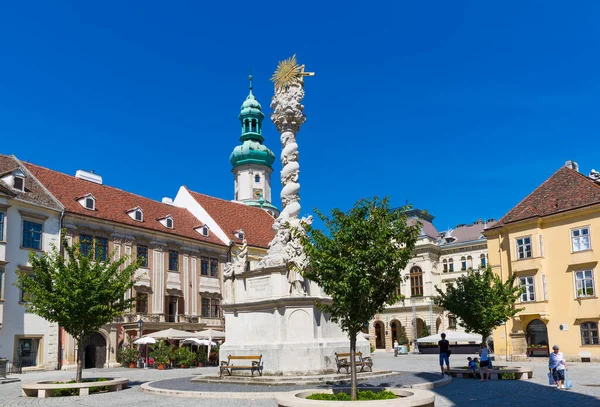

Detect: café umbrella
[133, 336, 157, 367]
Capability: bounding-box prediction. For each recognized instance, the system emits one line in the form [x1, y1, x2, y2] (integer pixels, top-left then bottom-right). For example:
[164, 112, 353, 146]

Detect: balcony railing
[116, 313, 203, 324]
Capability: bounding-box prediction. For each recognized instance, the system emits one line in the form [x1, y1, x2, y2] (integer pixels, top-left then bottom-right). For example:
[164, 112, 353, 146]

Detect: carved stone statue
[257, 56, 315, 296]
[235, 237, 248, 274]
[222, 261, 235, 304]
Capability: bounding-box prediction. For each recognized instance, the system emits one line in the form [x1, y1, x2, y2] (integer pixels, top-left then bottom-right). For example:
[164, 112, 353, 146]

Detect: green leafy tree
[397, 325, 409, 345]
[420, 324, 431, 338]
[299, 197, 421, 400]
[434, 266, 524, 344]
[17, 230, 140, 382]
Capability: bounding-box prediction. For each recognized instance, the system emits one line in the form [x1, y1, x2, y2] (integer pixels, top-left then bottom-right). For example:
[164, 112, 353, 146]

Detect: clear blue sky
[2, 1, 600, 231]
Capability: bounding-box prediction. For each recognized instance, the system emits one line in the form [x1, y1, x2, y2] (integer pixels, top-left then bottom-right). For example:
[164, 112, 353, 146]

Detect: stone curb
[403, 374, 452, 390]
[191, 370, 397, 385]
[141, 381, 281, 399]
[276, 388, 436, 407]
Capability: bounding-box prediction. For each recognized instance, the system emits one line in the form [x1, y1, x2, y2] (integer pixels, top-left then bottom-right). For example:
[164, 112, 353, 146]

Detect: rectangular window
[22, 221, 42, 250]
[519, 276, 535, 302]
[136, 293, 148, 314]
[201, 257, 209, 276]
[201, 298, 210, 317]
[448, 316, 457, 329]
[449, 262, 454, 272]
[210, 258, 219, 278]
[581, 322, 599, 345]
[20, 272, 34, 303]
[516, 237, 532, 259]
[481, 255, 487, 268]
[168, 251, 179, 271]
[212, 299, 220, 318]
[137, 246, 148, 268]
[80, 234, 93, 256]
[575, 270, 595, 298]
[0, 266, 4, 300]
[0, 212, 4, 241]
[443, 263, 448, 272]
[572, 227, 591, 252]
[461, 261, 467, 271]
[95, 237, 108, 261]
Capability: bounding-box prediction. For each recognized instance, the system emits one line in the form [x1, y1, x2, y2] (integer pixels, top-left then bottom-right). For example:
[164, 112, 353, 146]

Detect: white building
[0, 155, 63, 370]
[368, 210, 496, 351]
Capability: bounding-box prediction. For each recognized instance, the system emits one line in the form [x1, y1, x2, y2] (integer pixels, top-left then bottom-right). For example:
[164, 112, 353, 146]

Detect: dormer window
[196, 225, 210, 237]
[77, 194, 96, 211]
[126, 207, 144, 222]
[158, 215, 174, 229]
[235, 229, 245, 240]
[13, 176, 24, 191]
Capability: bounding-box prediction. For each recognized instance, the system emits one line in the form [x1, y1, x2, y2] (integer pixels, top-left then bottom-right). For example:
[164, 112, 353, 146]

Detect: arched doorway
[84, 333, 107, 368]
[415, 318, 425, 338]
[390, 320, 400, 343]
[526, 319, 549, 357]
[374, 321, 385, 349]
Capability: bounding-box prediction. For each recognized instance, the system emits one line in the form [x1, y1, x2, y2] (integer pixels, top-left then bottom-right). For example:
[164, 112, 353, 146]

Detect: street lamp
[137, 318, 144, 368]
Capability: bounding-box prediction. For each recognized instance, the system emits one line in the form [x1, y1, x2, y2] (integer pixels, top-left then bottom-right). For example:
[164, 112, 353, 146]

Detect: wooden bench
[334, 352, 373, 374]
[219, 355, 263, 377]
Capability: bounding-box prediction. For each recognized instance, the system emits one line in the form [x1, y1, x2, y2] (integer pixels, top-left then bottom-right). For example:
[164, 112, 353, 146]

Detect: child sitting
[468, 357, 477, 378]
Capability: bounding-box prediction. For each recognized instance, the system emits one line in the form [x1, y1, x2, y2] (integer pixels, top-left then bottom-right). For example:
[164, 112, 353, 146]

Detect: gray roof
[0, 155, 63, 211]
[439, 220, 496, 245]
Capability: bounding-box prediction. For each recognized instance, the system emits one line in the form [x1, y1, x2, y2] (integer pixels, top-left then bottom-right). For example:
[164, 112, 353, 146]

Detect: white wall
[0, 198, 61, 370]
[233, 164, 272, 204]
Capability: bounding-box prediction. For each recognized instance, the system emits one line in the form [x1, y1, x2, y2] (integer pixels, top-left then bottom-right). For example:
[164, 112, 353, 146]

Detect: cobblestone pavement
[1, 353, 600, 406]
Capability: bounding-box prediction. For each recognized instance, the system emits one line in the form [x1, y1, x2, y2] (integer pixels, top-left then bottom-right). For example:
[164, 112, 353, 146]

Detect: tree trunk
[349, 330, 358, 400]
[76, 339, 85, 383]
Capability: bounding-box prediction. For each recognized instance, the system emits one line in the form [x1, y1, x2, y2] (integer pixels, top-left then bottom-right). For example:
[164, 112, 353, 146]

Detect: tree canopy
[434, 266, 524, 342]
[17, 230, 140, 381]
[299, 197, 421, 399]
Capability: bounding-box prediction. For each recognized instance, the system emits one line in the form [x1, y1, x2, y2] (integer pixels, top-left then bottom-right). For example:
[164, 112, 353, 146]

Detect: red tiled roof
[491, 166, 600, 228]
[25, 163, 225, 246]
[185, 188, 275, 249]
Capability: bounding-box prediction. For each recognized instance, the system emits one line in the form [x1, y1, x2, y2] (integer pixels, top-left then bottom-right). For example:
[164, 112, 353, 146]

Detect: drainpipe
[57, 209, 65, 370]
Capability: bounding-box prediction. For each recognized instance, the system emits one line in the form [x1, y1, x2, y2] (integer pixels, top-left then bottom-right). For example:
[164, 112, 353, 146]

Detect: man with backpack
[438, 333, 451, 375]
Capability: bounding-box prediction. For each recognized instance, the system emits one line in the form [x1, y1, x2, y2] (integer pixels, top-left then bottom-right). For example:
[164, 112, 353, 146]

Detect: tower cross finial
[249, 70, 253, 92]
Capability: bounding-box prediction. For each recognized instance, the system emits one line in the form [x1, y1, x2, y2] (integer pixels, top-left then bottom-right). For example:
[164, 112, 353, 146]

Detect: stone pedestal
[220, 265, 369, 375]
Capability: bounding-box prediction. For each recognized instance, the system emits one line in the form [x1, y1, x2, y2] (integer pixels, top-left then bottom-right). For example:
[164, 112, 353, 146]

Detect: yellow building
[485, 161, 600, 362]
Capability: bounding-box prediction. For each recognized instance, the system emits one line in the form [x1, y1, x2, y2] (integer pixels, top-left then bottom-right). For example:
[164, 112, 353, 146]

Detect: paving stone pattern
[1, 353, 600, 406]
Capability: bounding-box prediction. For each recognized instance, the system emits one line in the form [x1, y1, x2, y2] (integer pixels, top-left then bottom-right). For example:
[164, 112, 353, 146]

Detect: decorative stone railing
[22, 377, 129, 398]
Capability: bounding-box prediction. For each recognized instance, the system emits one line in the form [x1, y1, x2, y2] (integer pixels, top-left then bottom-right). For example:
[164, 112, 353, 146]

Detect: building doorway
[374, 321, 385, 349]
[390, 320, 400, 343]
[167, 296, 178, 322]
[16, 338, 40, 368]
[84, 333, 107, 368]
[526, 319, 549, 357]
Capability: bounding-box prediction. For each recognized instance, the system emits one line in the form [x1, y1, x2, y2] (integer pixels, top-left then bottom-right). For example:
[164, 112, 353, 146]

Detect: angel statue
[222, 262, 235, 304]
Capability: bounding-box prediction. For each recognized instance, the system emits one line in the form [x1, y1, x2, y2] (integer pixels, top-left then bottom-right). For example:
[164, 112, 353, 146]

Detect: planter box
[276, 387, 435, 407]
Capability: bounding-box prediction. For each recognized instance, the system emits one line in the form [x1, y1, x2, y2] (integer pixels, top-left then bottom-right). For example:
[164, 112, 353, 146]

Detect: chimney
[456, 224, 467, 228]
[565, 160, 579, 172]
[589, 169, 600, 183]
[75, 170, 103, 185]
[162, 197, 173, 204]
[486, 218, 496, 223]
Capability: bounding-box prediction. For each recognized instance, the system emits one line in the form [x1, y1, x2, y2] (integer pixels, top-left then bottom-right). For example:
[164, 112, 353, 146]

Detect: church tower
[230, 75, 279, 217]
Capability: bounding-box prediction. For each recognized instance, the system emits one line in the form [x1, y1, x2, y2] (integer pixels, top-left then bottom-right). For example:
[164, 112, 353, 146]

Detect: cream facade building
[0, 155, 63, 370]
[485, 161, 600, 362]
[369, 209, 495, 351]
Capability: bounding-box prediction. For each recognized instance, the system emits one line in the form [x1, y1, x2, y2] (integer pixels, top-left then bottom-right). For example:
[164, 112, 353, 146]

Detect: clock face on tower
[253, 188, 263, 199]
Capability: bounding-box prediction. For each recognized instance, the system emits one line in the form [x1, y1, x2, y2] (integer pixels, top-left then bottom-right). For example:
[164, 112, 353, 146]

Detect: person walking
[479, 343, 490, 382]
[549, 345, 567, 389]
[438, 333, 450, 375]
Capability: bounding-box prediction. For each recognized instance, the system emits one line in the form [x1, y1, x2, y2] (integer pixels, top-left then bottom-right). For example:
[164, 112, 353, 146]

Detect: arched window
[448, 258, 454, 272]
[460, 256, 467, 271]
[251, 119, 257, 132]
[410, 266, 423, 297]
[467, 255, 473, 269]
[480, 254, 487, 268]
[442, 259, 448, 273]
[244, 119, 250, 132]
[254, 174, 261, 183]
[581, 322, 599, 345]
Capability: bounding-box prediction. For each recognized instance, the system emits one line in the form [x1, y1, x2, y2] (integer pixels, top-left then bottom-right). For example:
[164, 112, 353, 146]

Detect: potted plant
[173, 347, 196, 368]
[196, 347, 207, 367]
[118, 345, 139, 368]
[150, 340, 172, 370]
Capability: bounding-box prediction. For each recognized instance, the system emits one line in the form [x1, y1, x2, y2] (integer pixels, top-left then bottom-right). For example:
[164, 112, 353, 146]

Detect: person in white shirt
[549, 345, 568, 389]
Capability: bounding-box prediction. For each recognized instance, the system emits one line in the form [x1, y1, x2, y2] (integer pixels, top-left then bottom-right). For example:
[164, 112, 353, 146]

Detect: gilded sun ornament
[271, 54, 314, 90]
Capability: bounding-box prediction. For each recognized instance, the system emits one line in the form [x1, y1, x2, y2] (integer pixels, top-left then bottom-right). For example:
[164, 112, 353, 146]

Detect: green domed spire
[230, 75, 275, 168]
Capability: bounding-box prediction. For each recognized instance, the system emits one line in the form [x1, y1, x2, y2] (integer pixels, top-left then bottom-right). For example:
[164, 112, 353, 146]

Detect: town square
[2, 1, 600, 406]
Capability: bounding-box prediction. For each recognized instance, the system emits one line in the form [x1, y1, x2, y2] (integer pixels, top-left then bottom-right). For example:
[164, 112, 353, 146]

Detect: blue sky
[2, 1, 600, 231]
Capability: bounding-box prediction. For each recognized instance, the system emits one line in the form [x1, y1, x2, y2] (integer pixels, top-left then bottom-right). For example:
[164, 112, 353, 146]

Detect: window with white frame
[480, 254, 486, 268]
[134, 210, 143, 222]
[519, 276, 535, 302]
[516, 236, 532, 259]
[571, 227, 591, 252]
[13, 176, 24, 191]
[85, 197, 95, 210]
[581, 322, 599, 345]
[575, 270, 595, 298]
[467, 256, 473, 269]
[0, 212, 4, 241]
[448, 258, 454, 272]
[460, 257, 467, 271]
[166, 218, 173, 228]
[442, 259, 448, 273]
